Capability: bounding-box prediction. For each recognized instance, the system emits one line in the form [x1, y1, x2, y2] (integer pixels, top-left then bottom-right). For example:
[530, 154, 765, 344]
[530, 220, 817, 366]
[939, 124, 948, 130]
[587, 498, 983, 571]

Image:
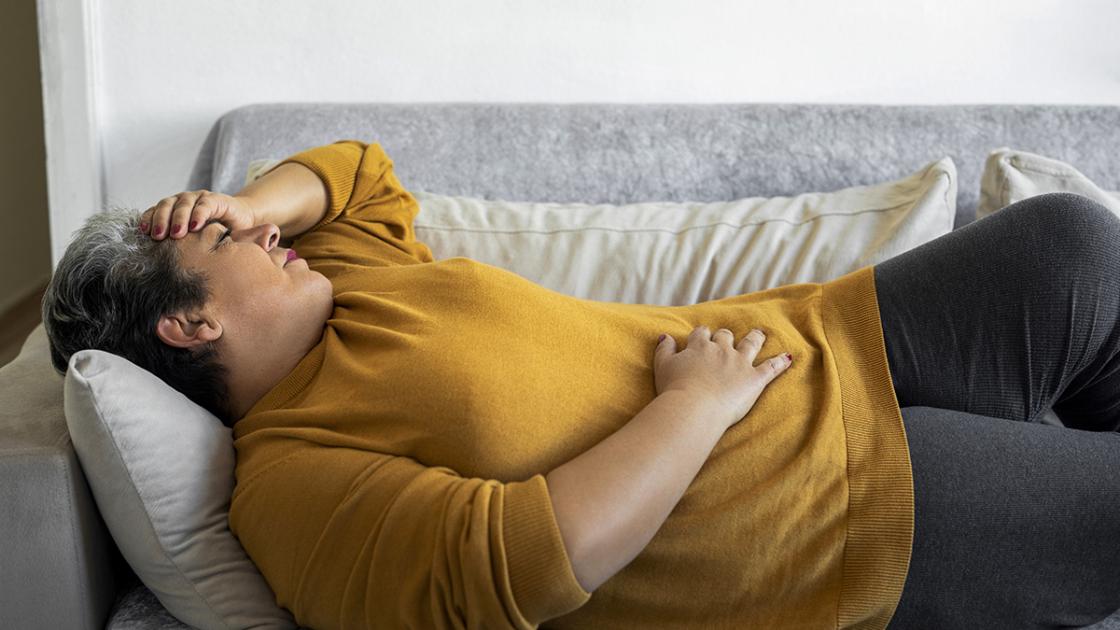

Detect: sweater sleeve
[229, 446, 592, 629]
[278, 140, 435, 265]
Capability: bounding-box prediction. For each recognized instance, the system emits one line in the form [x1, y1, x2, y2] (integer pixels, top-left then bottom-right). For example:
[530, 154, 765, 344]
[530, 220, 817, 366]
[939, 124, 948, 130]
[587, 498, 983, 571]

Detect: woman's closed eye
[216, 229, 232, 248]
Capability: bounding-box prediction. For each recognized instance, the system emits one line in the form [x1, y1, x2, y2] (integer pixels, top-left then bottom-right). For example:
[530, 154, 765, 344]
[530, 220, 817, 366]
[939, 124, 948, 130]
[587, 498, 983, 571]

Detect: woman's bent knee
[1010, 192, 1120, 274]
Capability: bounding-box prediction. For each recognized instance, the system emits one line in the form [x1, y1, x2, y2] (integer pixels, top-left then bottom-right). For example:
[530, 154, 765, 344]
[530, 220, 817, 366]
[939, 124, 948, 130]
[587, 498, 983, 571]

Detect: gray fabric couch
[4, 103, 1120, 629]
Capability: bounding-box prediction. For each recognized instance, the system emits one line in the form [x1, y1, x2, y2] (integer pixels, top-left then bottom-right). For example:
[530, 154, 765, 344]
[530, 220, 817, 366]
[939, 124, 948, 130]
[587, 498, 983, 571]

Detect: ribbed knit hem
[821, 265, 914, 630]
[503, 473, 593, 625]
[280, 140, 384, 232]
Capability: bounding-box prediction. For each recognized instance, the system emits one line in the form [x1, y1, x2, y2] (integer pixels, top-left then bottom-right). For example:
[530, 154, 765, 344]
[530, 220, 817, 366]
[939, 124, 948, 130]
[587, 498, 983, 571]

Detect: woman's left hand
[139, 190, 259, 241]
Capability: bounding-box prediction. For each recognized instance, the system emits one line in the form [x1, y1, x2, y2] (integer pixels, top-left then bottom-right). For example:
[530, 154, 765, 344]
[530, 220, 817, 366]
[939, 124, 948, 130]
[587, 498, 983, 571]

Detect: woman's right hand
[653, 326, 792, 429]
[139, 190, 259, 241]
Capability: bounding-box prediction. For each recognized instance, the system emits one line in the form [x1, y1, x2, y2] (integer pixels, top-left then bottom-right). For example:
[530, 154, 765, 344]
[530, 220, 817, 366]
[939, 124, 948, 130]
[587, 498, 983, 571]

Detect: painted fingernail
[153, 225, 164, 236]
[139, 222, 148, 232]
[188, 220, 198, 231]
[171, 224, 181, 235]
[785, 353, 793, 362]
[658, 334, 666, 343]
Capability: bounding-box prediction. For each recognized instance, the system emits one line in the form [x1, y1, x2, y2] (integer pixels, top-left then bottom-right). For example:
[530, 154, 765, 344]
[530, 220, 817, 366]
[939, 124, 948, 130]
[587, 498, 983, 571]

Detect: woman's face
[166, 219, 333, 348]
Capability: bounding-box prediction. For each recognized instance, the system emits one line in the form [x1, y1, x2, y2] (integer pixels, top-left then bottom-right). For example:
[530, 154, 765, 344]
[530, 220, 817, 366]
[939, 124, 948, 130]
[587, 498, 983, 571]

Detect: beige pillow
[978, 147, 1120, 220]
[248, 157, 956, 305]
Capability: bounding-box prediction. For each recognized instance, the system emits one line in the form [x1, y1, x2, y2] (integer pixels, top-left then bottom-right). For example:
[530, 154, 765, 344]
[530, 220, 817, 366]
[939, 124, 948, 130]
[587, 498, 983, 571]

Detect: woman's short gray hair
[41, 207, 234, 425]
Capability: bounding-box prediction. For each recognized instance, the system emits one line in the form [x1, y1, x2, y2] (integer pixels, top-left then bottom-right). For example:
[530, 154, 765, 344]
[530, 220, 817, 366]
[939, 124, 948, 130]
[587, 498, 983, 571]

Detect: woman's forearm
[235, 162, 329, 240]
[545, 390, 729, 593]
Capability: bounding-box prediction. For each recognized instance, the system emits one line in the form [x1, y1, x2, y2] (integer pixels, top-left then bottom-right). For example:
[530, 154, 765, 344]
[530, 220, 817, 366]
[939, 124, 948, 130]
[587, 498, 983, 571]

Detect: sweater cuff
[503, 473, 592, 624]
[278, 140, 367, 232]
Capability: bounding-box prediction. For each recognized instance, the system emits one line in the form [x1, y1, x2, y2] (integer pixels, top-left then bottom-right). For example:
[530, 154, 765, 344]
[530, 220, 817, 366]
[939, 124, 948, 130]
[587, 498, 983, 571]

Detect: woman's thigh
[872, 192, 1120, 431]
[888, 405, 1120, 630]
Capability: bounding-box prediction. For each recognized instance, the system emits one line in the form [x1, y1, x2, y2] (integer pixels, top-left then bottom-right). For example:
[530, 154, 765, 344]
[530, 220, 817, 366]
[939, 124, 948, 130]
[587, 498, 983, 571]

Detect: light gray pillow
[978, 147, 1120, 220]
[63, 349, 297, 630]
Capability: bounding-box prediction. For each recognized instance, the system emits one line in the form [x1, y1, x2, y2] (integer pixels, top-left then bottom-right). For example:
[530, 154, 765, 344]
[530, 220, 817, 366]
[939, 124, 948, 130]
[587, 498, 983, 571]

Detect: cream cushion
[978, 147, 1120, 220]
[248, 156, 958, 304]
[63, 350, 297, 630]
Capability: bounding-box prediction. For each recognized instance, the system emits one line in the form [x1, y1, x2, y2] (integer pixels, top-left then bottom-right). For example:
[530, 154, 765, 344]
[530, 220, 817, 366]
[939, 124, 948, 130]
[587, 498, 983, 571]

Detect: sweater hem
[503, 473, 593, 624]
[821, 265, 914, 630]
[279, 141, 369, 232]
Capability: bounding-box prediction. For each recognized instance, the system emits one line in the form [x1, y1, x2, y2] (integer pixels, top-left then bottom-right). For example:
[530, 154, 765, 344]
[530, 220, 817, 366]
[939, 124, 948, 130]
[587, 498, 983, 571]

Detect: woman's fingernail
[171, 224, 181, 235]
[658, 334, 666, 343]
[786, 353, 793, 362]
[139, 222, 148, 232]
[188, 220, 198, 231]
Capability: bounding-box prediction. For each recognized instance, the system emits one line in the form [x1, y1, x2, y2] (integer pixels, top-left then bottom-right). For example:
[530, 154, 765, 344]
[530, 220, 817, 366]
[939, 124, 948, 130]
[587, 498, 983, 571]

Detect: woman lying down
[41, 140, 1120, 630]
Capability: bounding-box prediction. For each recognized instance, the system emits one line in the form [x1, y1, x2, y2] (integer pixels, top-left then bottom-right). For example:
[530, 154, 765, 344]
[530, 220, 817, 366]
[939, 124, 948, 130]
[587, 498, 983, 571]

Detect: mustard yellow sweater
[229, 140, 914, 629]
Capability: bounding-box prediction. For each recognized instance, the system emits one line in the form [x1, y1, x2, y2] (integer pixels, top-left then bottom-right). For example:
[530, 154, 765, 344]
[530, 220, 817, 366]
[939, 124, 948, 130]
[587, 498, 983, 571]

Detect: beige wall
[0, 0, 51, 315]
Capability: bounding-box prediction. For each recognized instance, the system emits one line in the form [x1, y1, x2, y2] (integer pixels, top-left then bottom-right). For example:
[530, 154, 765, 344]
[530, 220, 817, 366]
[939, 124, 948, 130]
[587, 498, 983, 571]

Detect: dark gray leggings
[873, 193, 1120, 630]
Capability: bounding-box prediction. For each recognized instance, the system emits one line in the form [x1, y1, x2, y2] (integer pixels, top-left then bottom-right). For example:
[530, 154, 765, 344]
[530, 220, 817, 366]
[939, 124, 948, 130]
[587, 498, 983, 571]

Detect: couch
[4, 103, 1120, 629]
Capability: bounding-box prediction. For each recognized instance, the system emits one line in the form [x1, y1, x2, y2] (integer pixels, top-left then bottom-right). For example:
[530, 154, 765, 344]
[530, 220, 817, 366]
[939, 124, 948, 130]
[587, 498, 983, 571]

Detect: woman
[41, 140, 1120, 630]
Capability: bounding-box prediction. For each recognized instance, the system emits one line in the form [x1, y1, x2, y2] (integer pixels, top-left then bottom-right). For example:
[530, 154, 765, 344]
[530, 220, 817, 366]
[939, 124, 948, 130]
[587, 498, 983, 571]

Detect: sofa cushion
[978, 147, 1120, 220]
[63, 349, 297, 630]
[250, 155, 958, 304]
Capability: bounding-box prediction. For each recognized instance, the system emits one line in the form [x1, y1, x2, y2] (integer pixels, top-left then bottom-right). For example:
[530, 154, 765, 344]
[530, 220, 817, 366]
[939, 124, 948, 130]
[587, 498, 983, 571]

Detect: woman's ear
[156, 311, 223, 349]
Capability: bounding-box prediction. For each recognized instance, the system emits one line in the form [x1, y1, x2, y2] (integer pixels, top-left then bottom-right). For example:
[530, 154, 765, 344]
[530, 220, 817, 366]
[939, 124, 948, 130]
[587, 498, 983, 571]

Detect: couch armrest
[0, 323, 117, 629]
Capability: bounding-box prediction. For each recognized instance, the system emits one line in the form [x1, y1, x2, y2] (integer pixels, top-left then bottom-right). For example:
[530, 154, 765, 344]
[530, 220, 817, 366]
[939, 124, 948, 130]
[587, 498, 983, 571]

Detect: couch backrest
[187, 103, 1120, 231]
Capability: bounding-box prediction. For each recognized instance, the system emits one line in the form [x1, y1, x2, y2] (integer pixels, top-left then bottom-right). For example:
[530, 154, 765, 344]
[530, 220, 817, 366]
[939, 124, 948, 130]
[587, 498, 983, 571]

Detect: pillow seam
[943, 169, 954, 232]
[1000, 155, 1120, 202]
[413, 201, 921, 237]
[84, 384, 235, 630]
[1008, 164, 1016, 206]
[824, 168, 952, 272]
[412, 159, 950, 234]
[1008, 156, 1079, 179]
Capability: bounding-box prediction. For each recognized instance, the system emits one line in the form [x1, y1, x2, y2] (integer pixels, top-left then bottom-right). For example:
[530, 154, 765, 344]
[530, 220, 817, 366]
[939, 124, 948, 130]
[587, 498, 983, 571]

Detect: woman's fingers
[760, 352, 793, 376]
[145, 196, 179, 240]
[737, 328, 765, 363]
[188, 193, 218, 233]
[651, 325, 792, 424]
[687, 325, 712, 346]
[142, 190, 219, 241]
[712, 328, 735, 350]
[168, 192, 204, 238]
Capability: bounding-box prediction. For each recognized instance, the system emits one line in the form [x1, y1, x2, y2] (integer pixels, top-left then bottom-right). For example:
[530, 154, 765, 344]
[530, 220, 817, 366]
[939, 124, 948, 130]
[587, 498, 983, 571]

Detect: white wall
[45, 0, 1120, 267]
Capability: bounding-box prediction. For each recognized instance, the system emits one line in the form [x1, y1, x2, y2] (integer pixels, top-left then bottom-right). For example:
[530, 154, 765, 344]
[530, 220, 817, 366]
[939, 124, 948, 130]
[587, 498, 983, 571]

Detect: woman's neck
[225, 316, 328, 422]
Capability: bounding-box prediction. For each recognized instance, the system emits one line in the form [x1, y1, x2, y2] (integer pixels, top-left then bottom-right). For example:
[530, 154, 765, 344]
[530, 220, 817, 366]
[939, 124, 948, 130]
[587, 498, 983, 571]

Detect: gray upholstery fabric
[0, 323, 118, 630]
[105, 581, 191, 630]
[189, 103, 1120, 232]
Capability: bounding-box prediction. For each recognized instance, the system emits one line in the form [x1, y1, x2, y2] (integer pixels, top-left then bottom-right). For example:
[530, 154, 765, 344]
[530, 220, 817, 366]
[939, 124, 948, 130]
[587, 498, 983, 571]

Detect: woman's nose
[253, 224, 281, 250]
